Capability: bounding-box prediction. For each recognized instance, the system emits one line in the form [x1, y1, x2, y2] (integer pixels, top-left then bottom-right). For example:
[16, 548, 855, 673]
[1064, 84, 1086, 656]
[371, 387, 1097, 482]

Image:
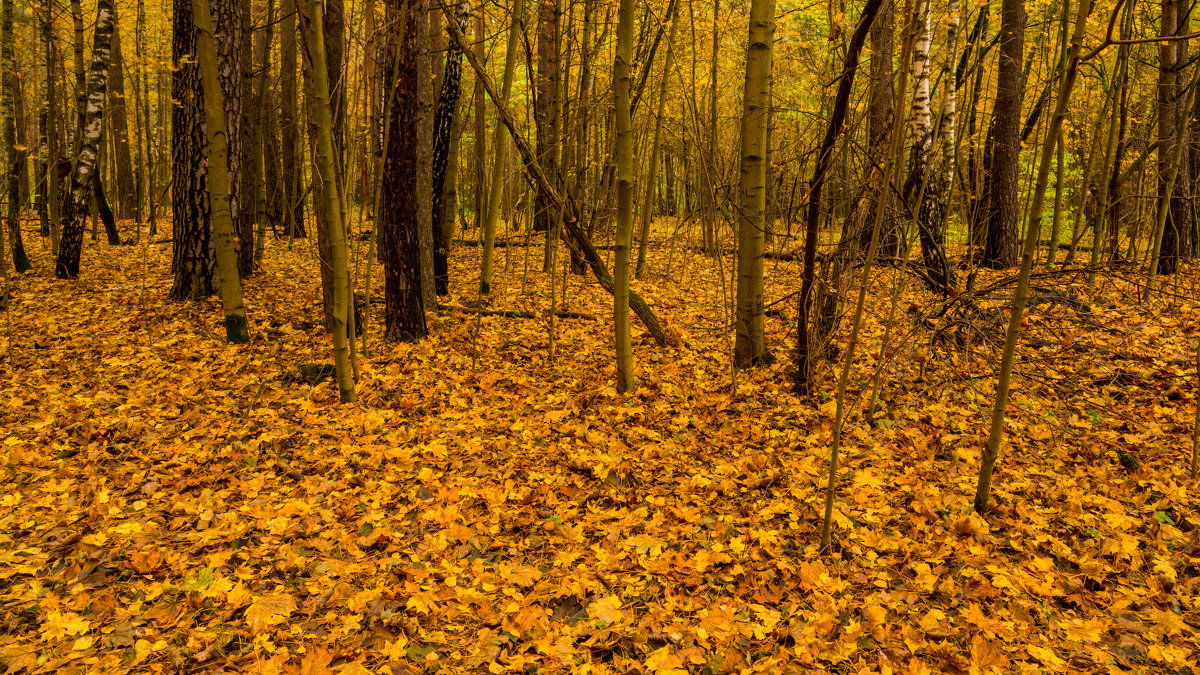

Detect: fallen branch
[453, 239, 618, 250]
[439, 303, 597, 320]
[442, 8, 677, 348]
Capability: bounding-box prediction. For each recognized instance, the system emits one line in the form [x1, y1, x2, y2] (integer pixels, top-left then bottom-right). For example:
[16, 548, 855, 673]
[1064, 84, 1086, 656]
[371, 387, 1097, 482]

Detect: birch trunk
[55, 0, 116, 279]
[430, 0, 469, 295]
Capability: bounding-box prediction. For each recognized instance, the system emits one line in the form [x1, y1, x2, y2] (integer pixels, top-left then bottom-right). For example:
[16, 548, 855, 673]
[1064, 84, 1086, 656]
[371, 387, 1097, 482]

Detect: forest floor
[0, 220, 1198, 674]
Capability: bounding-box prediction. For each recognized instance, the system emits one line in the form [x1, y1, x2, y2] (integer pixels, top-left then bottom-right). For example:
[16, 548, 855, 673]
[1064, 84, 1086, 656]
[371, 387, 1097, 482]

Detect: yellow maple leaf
[227, 582, 253, 608]
[589, 595, 625, 626]
[645, 646, 687, 674]
[80, 532, 108, 547]
[382, 637, 409, 662]
[42, 610, 90, 640]
[245, 592, 297, 633]
[1026, 644, 1065, 669]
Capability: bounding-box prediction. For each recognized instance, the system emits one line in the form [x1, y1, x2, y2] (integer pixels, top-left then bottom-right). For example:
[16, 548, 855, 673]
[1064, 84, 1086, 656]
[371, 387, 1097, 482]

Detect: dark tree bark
[55, 0, 116, 279]
[382, 0, 427, 341]
[3, 0, 30, 271]
[235, 0, 255, 276]
[1108, 7, 1132, 260]
[981, 0, 1023, 268]
[1174, 0, 1194, 258]
[108, 23, 137, 221]
[964, 7, 990, 249]
[415, 4, 436, 308]
[170, 0, 215, 298]
[37, 108, 49, 238]
[14, 75, 30, 203]
[860, 0, 898, 258]
[430, 0, 468, 296]
[168, 0, 245, 298]
[1158, 0, 1192, 273]
[94, 176, 121, 245]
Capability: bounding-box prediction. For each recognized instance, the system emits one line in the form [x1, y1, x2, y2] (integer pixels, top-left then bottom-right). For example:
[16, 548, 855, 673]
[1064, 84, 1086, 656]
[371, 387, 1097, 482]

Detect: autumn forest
[0, 0, 1198, 670]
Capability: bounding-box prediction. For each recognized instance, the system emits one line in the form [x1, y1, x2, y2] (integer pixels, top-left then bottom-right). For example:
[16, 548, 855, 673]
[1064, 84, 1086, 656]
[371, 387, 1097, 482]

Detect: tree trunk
[981, 0, 1023, 268]
[14, 75, 29, 203]
[70, 0, 86, 154]
[932, 0, 961, 286]
[431, 0, 469, 296]
[472, 6, 486, 233]
[41, 8, 61, 248]
[137, 0, 156, 234]
[382, 0, 428, 342]
[55, 0, 115, 279]
[280, 0, 305, 237]
[793, 0, 883, 393]
[733, 0, 774, 367]
[479, 0, 523, 295]
[252, 0, 276, 265]
[168, 0, 244, 299]
[569, 0, 595, 275]
[964, 6, 989, 250]
[299, 0, 346, 328]
[2, 0, 30, 272]
[903, 0, 953, 291]
[108, 23, 137, 221]
[170, 0, 214, 298]
[234, 0, 255, 277]
[613, 0, 635, 392]
[536, 0, 561, 272]
[94, 175, 121, 245]
[1157, 0, 1192, 273]
[191, 0, 251, 343]
[305, 0, 356, 401]
[416, 3, 437, 309]
[861, 0, 897, 257]
[702, 0, 719, 255]
[635, 0, 678, 280]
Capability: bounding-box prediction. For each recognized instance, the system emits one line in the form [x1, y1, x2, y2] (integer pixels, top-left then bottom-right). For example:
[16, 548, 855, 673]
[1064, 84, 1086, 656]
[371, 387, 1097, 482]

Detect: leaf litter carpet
[0, 228, 1197, 673]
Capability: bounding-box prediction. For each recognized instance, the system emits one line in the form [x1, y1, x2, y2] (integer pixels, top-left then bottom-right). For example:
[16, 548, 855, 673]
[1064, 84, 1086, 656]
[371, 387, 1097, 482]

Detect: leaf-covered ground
[1, 224, 1198, 674]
